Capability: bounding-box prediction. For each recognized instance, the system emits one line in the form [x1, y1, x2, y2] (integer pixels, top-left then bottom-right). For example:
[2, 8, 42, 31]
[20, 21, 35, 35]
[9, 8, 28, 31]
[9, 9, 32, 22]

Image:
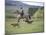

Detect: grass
[5, 18, 44, 33]
[5, 8, 44, 34]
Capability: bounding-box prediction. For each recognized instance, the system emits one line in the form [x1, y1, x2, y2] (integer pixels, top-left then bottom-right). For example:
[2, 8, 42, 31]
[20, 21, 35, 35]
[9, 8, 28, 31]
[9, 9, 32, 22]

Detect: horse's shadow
[11, 23, 20, 28]
[25, 20, 33, 24]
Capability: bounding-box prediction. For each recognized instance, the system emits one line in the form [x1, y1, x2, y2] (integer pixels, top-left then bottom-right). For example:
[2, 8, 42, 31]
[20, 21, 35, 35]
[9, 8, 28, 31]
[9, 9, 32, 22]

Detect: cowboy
[20, 10, 24, 18]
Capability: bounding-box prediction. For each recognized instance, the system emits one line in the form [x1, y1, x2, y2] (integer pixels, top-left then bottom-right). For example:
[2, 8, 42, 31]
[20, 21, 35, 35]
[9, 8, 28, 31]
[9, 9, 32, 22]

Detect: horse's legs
[18, 17, 21, 22]
[25, 17, 29, 22]
[18, 18, 20, 22]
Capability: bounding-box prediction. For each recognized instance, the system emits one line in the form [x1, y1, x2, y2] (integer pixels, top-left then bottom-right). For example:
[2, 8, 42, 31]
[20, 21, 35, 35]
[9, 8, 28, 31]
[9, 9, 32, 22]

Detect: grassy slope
[5, 8, 44, 34]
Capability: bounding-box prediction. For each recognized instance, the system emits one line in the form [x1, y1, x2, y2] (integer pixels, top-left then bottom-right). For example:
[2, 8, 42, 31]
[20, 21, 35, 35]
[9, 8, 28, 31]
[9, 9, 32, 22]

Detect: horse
[16, 10, 31, 23]
[11, 10, 32, 27]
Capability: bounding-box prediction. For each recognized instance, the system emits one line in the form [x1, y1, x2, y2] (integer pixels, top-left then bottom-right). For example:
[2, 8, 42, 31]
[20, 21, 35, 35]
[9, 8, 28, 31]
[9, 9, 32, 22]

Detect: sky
[21, 1, 44, 6]
[6, 0, 44, 6]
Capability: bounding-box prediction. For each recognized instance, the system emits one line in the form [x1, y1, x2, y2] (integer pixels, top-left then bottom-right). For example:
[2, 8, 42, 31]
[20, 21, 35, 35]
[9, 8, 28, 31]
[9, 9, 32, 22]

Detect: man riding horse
[18, 10, 24, 22]
[18, 9, 31, 22]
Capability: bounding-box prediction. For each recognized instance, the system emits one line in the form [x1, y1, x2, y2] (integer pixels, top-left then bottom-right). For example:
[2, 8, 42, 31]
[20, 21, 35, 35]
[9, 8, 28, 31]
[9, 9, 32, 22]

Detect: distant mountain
[5, 1, 43, 8]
